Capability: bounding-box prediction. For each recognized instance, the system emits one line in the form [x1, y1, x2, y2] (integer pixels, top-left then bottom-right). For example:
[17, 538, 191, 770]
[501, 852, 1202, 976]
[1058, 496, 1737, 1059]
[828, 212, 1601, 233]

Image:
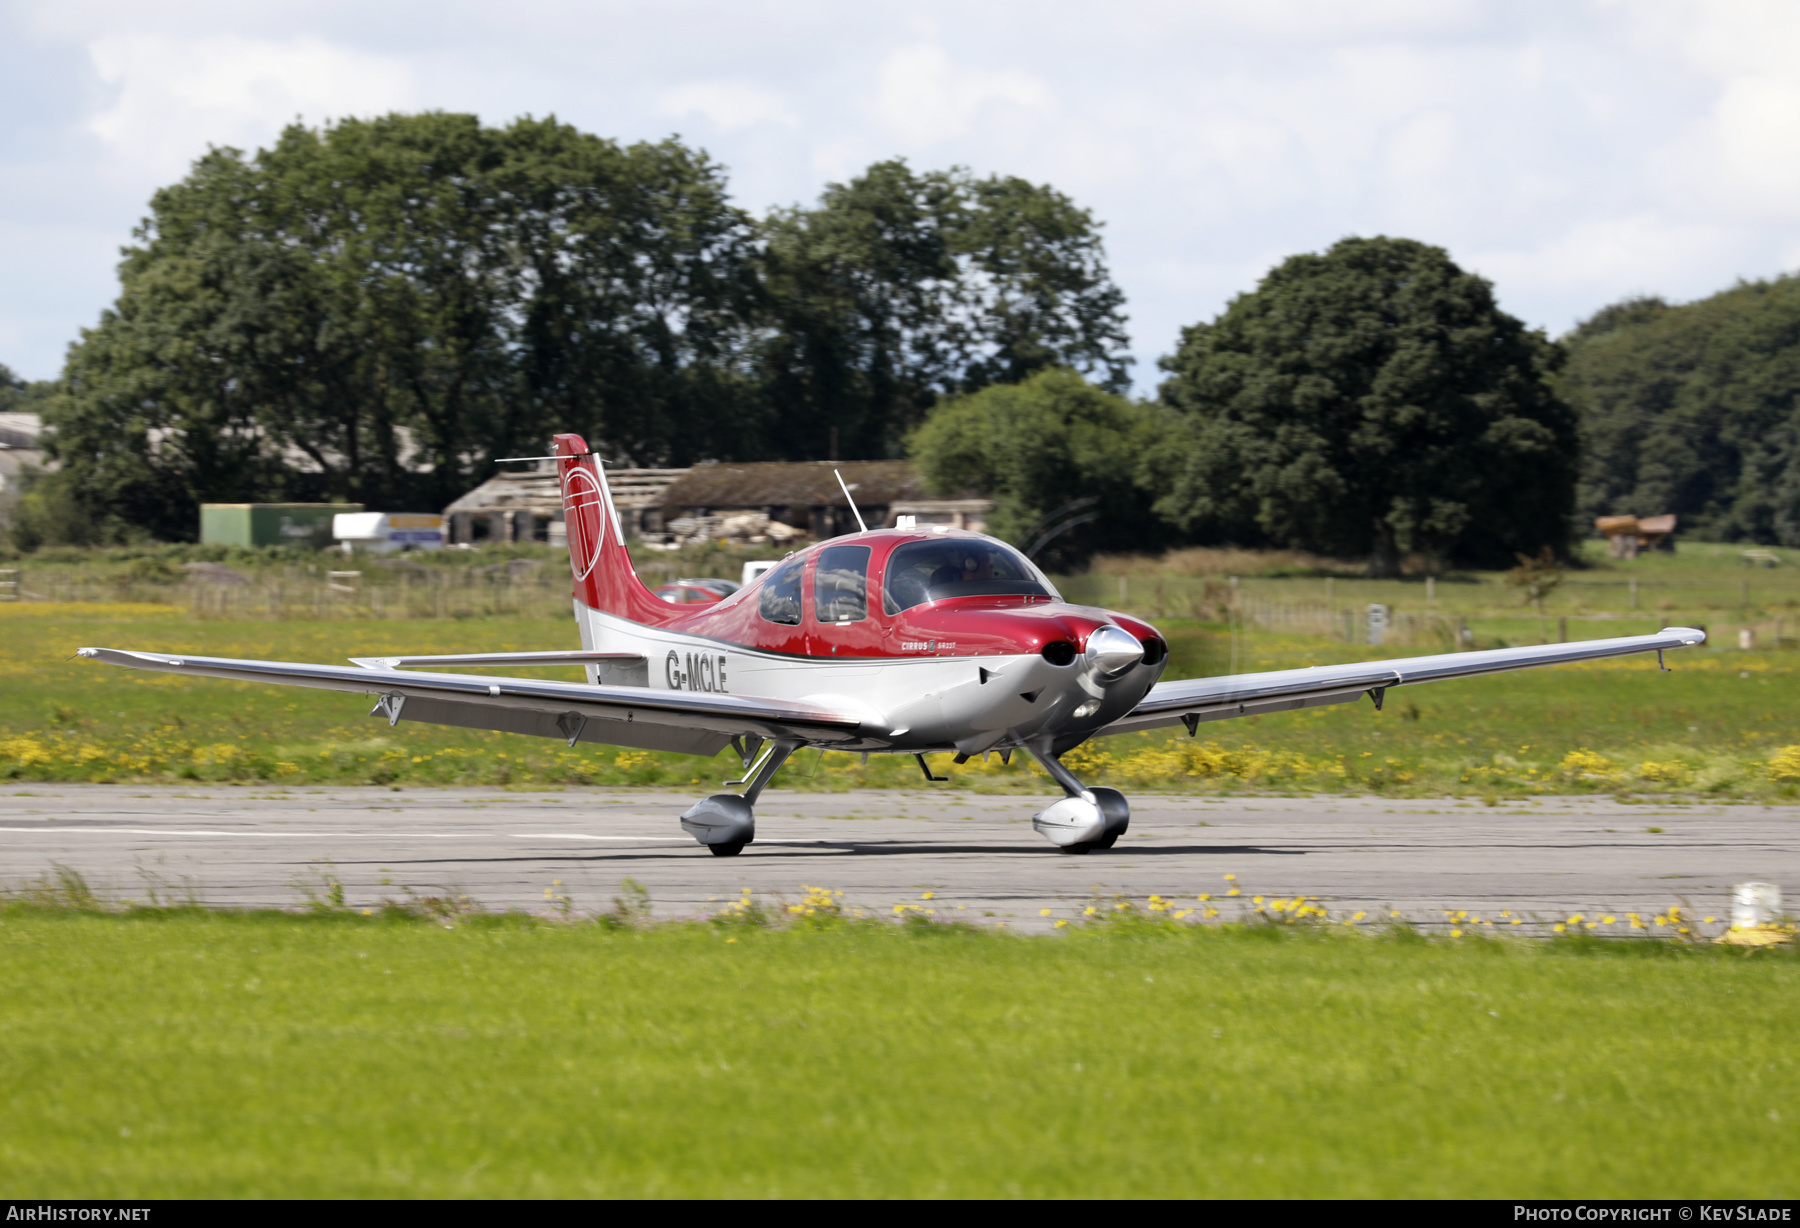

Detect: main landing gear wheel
[1059, 840, 1093, 855]
[679, 739, 799, 856]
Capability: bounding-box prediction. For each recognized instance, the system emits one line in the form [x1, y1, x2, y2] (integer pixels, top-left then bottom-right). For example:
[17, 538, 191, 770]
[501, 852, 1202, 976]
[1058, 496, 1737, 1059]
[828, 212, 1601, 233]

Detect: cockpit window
[814, 544, 870, 622]
[882, 537, 1057, 614]
[757, 558, 803, 626]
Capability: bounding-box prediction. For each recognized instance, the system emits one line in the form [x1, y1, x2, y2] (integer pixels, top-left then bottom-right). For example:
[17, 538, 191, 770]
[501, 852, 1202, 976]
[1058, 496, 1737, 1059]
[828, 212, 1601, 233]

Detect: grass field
[3, 602, 1797, 798]
[3, 548, 1795, 1200]
[0, 902, 1794, 1198]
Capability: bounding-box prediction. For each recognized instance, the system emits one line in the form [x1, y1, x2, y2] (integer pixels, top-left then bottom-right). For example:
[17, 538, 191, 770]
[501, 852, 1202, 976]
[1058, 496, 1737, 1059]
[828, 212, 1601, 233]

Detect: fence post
[1366, 603, 1389, 647]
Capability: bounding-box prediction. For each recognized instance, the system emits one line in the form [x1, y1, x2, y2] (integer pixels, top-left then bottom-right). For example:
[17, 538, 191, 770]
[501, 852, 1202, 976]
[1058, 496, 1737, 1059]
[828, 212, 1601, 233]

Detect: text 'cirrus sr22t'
[79, 434, 1707, 856]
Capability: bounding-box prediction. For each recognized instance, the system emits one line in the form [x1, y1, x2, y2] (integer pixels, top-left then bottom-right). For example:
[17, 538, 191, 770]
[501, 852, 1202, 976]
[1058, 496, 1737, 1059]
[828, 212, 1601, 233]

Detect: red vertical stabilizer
[555, 433, 678, 626]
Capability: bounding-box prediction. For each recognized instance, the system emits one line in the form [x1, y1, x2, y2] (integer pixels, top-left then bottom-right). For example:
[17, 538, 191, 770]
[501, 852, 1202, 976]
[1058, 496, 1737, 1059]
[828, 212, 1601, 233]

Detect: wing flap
[78, 647, 862, 750]
[348, 650, 645, 670]
[1104, 627, 1706, 735]
[392, 694, 732, 756]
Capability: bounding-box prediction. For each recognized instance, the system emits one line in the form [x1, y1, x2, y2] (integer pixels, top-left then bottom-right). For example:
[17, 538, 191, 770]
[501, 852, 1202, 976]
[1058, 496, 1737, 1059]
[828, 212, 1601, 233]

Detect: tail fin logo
[562, 465, 605, 582]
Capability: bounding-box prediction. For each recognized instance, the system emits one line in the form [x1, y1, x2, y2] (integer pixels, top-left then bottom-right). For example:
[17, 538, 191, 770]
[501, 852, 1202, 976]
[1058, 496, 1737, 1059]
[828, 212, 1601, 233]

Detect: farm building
[200, 503, 363, 549]
[441, 459, 991, 548]
[0, 412, 46, 499]
[1595, 513, 1677, 558]
[651, 460, 990, 546]
[443, 466, 685, 546]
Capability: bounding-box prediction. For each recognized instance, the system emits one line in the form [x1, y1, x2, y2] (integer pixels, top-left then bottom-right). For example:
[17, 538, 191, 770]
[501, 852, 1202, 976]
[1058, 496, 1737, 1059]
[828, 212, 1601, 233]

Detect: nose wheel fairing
[1024, 737, 1130, 853]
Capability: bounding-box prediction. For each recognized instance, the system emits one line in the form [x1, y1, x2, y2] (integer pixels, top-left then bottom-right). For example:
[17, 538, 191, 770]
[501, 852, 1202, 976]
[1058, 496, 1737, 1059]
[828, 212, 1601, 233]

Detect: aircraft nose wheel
[708, 840, 747, 857]
[1028, 746, 1131, 852]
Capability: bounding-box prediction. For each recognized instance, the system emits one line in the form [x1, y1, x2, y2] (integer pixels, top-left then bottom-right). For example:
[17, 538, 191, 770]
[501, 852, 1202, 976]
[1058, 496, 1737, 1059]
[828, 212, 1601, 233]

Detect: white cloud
[873, 44, 1053, 147]
[2, 0, 1799, 382]
[1470, 214, 1745, 331]
[1614, 0, 1800, 221]
[85, 34, 416, 177]
[1710, 75, 1800, 211]
[661, 81, 796, 131]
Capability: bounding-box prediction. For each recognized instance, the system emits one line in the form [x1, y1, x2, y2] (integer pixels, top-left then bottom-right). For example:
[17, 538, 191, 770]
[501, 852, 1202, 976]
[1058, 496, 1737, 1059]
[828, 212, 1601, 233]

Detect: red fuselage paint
[554, 432, 1165, 665]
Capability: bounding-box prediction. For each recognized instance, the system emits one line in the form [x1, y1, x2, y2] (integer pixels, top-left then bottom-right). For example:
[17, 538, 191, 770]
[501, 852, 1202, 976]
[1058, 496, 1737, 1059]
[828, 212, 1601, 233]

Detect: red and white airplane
[80, 434, 1707, 856]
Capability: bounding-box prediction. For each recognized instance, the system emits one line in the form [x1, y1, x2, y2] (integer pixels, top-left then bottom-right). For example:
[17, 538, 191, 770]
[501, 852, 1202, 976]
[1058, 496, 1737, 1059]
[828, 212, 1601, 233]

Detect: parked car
[654, 577, 740, 605]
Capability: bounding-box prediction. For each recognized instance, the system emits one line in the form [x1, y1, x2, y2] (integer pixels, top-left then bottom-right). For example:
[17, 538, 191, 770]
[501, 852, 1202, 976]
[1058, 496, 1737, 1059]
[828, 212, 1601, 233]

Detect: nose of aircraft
[1084, 624, 1145, 680]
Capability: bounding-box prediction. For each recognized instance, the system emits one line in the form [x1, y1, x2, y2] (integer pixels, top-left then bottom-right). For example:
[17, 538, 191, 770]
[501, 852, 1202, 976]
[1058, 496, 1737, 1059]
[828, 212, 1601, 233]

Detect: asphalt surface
[1, 784, 1792, 931]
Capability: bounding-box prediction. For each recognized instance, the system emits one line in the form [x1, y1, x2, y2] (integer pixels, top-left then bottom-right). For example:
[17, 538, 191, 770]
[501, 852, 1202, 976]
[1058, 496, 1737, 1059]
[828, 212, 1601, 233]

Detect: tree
[0, 363, 51, 416]
[45, 114, 763, 540]
[1153, 236, 1576, 574]
[1561, 281, 1800, 545]
[908, 368, 1170, 569]
[756, 162, 1131, 461]
[41, 119, 1134, 545]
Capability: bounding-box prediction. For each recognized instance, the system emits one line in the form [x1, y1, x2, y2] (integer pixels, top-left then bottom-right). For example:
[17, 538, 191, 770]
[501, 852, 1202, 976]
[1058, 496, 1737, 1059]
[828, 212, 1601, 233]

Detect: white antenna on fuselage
[834, 468, 868, 532]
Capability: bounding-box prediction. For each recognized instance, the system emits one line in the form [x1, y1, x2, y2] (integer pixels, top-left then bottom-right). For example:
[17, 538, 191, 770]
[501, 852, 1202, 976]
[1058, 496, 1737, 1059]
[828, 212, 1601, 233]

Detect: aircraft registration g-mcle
[79, 435, 1707, 856]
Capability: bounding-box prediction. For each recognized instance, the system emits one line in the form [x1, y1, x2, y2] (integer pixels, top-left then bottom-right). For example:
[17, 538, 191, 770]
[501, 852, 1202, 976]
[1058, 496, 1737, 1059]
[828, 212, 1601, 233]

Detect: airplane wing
[1102, 626, 1707, 736]
[77, 647, 864, 757]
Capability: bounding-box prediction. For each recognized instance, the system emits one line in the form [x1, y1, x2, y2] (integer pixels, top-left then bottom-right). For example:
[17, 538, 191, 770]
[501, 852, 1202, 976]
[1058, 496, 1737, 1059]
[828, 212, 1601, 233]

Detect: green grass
[4, 602, 1797, 797]
[0, 905, 1794, 1197]
[1066, 538, 1800, 620]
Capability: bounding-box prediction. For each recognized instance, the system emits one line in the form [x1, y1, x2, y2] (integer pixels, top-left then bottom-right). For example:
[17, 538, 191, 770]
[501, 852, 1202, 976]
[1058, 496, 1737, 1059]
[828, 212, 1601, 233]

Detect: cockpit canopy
[882, 537, 1059, 614]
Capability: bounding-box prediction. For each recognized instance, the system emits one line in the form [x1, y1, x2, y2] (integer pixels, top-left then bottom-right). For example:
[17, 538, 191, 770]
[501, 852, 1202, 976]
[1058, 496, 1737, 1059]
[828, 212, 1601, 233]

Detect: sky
[5, 0, 1800, 390]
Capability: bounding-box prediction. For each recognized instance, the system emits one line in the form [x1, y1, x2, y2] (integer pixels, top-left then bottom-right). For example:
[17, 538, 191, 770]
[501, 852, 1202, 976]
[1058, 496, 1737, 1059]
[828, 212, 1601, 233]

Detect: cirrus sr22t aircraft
[81, 435, 1707, 856]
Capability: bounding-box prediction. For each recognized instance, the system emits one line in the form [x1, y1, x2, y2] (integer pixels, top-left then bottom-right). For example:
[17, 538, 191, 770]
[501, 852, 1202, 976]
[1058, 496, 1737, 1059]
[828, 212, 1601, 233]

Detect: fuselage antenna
[834, 468, 869, 533]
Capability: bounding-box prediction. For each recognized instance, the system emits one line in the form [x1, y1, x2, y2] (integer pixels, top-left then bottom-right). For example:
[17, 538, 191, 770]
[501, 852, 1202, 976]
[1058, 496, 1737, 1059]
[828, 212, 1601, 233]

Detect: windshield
[882, 537, 1057, 614]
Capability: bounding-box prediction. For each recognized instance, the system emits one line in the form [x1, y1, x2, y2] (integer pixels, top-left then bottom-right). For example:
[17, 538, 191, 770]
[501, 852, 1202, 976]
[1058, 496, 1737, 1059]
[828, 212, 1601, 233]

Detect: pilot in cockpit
[929, 552, 996, 590]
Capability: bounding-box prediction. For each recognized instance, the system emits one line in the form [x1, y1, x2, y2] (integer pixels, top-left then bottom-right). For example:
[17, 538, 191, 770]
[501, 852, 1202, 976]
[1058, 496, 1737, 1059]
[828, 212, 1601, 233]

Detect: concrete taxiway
[1, 785, 1792, 930]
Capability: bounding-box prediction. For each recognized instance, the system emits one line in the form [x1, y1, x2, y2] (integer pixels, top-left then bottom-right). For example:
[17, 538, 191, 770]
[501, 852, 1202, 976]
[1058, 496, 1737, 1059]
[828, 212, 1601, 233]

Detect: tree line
[24, 109, 1795, 569]
[919, 236, 1575, 571]
[1559, 281, 1800, 547]
[18, 113, 1128, 545]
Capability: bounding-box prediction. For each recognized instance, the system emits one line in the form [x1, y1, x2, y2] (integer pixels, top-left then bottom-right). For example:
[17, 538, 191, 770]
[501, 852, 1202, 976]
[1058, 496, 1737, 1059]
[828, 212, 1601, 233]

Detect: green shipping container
[200, 503, 363, 549]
